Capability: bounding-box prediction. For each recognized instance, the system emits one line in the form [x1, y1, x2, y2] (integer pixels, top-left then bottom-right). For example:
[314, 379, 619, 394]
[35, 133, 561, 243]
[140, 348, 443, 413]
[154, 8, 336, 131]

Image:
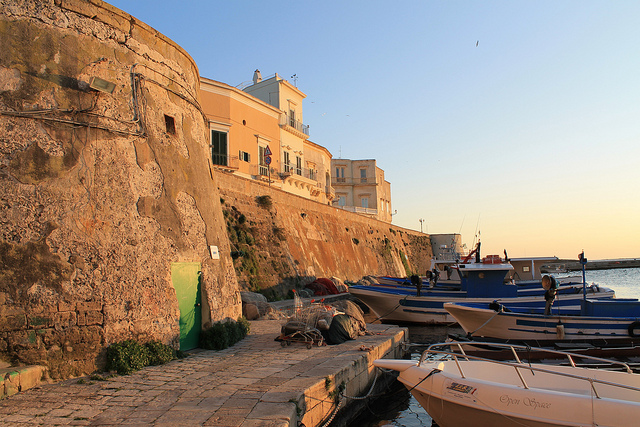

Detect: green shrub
[237, 317, 250, 336]
[145, 341, 175, 366]
[200, 317, 250, 351]
[106, 340, 150, 375]
[256, 195, 272, 209]
[106, 340, 176, 375]
[200, 322, 229, 350]
[273, 227, 286, 241]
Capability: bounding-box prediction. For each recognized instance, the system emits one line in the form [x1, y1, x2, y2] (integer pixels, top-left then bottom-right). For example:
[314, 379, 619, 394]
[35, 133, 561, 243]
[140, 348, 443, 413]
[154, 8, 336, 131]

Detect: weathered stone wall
[216, 173, 433, 297]
[0, 0, 240, 378]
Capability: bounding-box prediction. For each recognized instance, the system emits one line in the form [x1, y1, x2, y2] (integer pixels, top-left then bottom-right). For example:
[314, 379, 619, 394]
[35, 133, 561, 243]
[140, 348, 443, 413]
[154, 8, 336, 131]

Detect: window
[283, 152, 291, 172]
[211, 130, 228, 166]
[338, 195, 346, 206]
[258, 146, 269, 176]
[164, 115, 176, 135]
[296, 156, 302, 175]
[289, 109, 296, 127]
[360, 168, 367, 183]
[361, 197, 369, 209]
[239, 151, 250, 162]
[336, 167, 345, 183]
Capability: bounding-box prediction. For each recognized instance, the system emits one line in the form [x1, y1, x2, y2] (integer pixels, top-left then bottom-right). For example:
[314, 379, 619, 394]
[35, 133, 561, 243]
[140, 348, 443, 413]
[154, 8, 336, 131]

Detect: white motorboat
[374, 342, 640, 427]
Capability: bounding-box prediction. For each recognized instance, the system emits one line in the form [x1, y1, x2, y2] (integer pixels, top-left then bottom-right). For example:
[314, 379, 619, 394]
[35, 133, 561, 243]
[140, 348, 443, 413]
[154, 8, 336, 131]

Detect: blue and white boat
[349, 255, 615, 324]
[444, 252, 640, 346]
[444, 298, 640, 346]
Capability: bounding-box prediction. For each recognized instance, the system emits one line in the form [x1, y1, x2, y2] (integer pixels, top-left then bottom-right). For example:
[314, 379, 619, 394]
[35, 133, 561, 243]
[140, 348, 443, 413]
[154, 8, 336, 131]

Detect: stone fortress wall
[215, 172, 433, 297]
[0, 0, 239, 379]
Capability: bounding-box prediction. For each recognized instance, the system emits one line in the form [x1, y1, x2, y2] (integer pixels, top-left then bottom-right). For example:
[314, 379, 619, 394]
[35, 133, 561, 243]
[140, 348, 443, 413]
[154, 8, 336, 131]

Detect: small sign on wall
[209, 245, 220, 260]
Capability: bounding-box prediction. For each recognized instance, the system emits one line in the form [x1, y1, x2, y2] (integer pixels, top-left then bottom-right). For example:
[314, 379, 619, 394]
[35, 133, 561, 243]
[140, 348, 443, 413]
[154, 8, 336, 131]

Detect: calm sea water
[358, 268, 640, 427]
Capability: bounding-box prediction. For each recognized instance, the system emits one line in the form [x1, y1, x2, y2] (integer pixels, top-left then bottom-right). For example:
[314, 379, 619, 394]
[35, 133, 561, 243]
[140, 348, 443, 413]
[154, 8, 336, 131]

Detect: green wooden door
[171, 262, 202, 350]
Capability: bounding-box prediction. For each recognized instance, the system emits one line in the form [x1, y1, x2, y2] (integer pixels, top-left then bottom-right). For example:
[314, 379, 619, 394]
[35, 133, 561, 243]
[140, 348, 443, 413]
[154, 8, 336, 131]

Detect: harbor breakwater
[544, 259, 640, 271]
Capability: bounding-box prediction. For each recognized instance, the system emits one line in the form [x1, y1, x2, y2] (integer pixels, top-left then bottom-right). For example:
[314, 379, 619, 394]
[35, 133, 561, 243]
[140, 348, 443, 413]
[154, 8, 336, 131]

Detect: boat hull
[349, 285, 615, 324]
[377, 359, 640, 427]
[445, 302, 640, 343]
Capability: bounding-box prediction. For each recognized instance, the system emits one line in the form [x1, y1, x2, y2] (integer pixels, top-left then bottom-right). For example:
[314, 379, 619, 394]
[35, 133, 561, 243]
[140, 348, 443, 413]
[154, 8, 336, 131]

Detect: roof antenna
[291, 74, 298, 87]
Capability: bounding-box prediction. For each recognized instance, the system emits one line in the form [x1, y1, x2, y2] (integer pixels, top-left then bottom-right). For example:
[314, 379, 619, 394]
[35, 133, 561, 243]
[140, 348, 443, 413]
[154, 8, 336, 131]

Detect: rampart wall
[216, 173, 433, 297]
[0, 0, 240, 378]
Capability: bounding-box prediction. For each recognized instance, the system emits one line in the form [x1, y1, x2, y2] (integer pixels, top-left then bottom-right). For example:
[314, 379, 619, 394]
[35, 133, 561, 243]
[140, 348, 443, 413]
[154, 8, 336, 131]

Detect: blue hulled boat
[349, 255, 615, 324]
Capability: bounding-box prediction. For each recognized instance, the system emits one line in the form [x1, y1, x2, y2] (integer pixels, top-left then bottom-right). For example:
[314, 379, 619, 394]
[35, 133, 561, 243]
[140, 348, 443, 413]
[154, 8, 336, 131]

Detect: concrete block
[1, 365, 48, 398]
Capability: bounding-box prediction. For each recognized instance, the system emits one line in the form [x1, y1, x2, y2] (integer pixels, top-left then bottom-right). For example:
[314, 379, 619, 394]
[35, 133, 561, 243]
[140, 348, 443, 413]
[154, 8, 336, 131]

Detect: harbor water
[357, 267, 640, 427]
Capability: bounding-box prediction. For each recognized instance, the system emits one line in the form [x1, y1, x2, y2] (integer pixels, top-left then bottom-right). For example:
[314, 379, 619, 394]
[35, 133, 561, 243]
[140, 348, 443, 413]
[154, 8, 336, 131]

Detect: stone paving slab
[0, 320, 406, 426]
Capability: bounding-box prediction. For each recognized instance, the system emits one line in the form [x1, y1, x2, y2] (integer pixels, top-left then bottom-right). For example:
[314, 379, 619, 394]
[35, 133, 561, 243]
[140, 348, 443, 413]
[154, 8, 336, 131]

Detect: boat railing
[421, 341, 640, 398]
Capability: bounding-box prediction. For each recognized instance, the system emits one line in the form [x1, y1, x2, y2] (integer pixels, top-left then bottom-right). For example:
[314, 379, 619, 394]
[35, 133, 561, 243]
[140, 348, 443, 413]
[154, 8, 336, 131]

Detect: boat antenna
[458, 214, 465, 234]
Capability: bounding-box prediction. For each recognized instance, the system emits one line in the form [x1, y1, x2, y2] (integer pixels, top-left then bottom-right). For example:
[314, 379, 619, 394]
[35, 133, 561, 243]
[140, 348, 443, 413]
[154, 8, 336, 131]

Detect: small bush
[106, 340, 150, 375]
[106, 340, 176, 375]
[273, 227, 286, 241]
[352, 238, 360, 245]
[231, 250, 245, 259]
[146, 341, 175, 366]
[256, 195, 272, 209]
[238, 317, 250, 336]
[200, 317, 250, 351]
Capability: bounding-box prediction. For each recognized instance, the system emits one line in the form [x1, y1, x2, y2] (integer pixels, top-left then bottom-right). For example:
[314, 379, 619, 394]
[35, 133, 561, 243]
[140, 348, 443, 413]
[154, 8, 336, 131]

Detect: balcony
[325, 186, 335, 200]
[335, 205, 379, 217]
[280, 113, 309, 138]
[251, 164, 278, 180]
[281, 162, 303, 178]
[211, 155, 239, 171]
[331, 176, 378, 185]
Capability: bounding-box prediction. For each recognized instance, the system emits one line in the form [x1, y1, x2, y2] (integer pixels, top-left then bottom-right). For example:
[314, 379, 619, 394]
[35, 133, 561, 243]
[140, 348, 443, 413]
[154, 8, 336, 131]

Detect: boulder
[297, 289, 313, 298]
[255, 301, 272, 316]
[243, 303, 260, 320]
[241, 291, 268, 304]
[363, 275, 380, 284]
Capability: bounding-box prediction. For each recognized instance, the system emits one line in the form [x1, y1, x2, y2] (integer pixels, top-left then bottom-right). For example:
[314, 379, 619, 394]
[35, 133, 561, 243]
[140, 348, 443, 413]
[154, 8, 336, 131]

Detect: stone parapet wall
[0, 0, 240, 378]
[216, 172, 433, 294]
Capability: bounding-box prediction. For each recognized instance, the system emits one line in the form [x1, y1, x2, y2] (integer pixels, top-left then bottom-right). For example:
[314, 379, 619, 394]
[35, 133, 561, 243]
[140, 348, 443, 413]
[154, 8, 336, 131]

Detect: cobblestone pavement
[0, 321, 405, 426]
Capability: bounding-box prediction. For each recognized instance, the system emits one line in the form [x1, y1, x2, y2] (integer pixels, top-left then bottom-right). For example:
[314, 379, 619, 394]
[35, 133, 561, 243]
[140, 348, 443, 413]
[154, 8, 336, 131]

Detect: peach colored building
[200, 71, 335, 205]
[200, 77, 281, 184]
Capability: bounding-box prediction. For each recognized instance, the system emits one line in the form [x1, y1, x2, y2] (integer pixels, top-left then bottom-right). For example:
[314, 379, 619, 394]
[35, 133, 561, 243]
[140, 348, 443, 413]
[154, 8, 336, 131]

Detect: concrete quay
[0, 320, 407, 426]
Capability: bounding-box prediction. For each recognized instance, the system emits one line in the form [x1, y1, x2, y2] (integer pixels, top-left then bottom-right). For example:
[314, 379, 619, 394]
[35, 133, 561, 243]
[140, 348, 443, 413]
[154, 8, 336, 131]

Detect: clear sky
[108, 0, 640, 260]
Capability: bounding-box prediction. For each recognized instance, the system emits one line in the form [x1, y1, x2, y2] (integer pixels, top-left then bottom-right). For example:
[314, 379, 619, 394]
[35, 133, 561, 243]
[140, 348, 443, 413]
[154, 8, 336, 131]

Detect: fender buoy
[628, 321, 640, 337]
[556, 323, 565, 339]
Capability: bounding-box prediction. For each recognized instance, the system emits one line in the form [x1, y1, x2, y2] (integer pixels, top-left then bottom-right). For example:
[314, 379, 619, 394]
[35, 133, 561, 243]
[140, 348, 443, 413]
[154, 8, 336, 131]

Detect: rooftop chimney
[253, 69, 262, 84]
